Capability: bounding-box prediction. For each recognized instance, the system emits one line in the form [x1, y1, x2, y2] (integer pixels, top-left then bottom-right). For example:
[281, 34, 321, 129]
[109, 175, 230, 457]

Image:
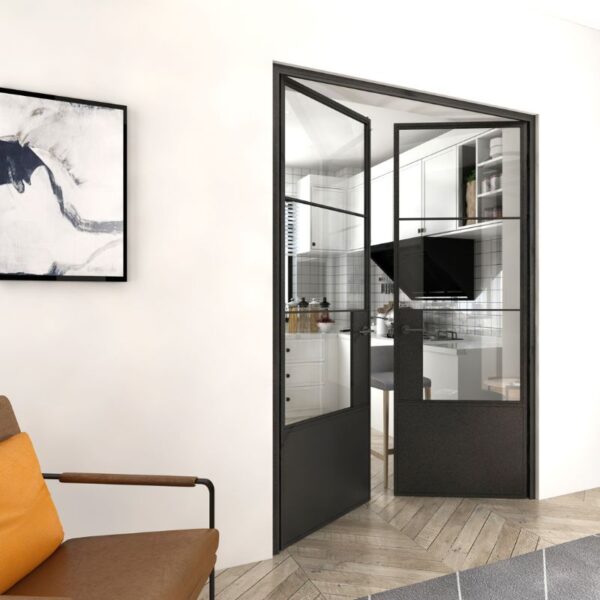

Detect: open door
[393, 121, 530, 497]
[276, 77, 371, 548]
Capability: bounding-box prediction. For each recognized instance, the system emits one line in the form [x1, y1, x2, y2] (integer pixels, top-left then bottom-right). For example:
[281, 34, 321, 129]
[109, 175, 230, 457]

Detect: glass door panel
[396, 219, 521, 310]
[393, 120, 527, 499]
[285, 86, 365, 214]
[397, 125, 521, 229]
[283, 77, 369, 428]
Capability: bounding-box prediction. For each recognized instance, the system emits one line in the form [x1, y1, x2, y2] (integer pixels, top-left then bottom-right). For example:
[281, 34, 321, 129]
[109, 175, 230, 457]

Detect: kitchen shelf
[478, 188, 502, 198]
[433, 219, 503, 240]
[477, 156, 502, 168]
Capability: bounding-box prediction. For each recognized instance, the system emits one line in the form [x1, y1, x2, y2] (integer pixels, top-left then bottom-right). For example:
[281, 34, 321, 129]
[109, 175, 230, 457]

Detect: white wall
[1, 0, 599, 568]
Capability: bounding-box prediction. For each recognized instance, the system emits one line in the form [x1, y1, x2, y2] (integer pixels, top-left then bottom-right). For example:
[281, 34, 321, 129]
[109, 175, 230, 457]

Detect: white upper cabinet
[398, 162, 423, 240]
[295, 175, 354, 254]
[347, 179, 365, 251]
[371, 171, 393, 245]
[422, 147, 458, 235]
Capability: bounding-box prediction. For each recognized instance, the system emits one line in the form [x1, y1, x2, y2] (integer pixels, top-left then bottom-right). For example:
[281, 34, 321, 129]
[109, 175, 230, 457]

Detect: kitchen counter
[423, 336, 502, 355]
[337, 331, 501, 354]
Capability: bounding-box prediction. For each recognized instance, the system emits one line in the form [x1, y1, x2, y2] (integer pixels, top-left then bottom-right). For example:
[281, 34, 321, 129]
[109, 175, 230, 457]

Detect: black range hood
[371, 237, 475, 300]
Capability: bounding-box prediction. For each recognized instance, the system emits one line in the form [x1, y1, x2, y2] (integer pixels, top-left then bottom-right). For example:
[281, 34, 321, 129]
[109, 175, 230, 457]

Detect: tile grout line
[542, 548, 548, 600]
[456, 571, 463, 600]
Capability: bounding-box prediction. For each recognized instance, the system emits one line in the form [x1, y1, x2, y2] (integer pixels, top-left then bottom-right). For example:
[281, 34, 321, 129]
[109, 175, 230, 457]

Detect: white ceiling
[286, 79, 511, 169]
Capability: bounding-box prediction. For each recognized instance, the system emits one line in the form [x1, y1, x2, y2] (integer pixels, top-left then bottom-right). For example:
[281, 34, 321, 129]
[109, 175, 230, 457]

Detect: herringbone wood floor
[202, 431, 600, 600]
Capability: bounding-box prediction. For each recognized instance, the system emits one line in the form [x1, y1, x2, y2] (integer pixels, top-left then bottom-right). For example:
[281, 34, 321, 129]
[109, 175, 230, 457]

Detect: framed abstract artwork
[0, 87, 126, 281]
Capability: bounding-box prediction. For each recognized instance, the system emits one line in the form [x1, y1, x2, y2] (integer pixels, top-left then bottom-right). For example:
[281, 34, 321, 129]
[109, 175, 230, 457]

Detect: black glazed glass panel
[285, 87, 364, 214]
[284, 201, 364, 312]
[397, 126, 520, 222]
[421, 310, 520, 401]
[393, 219, 520, 311]
[284, 312, 354, 425]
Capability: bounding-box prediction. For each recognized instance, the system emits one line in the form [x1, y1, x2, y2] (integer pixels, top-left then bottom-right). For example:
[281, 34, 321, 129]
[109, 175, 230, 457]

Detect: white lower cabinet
[284, 334, 346, 422]
[423, 344, 503, 401]
[423, 350, 459, 400]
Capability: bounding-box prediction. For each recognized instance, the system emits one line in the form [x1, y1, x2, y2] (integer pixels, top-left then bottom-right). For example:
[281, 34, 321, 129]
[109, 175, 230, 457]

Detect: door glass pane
[285, 86, 365, 214]
[285, 201, 365, 312]
[422, 310, 520, 401]
[284, 83, 367, 426]
[284, 320, 353, 425]
[398, 126, 520, 224]
[393, 219, 520, 310]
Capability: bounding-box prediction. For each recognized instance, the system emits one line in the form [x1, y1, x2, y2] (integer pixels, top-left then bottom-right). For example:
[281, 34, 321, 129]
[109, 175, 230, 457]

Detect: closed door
[393, 121, 531, 498]
[278, 76, 371, 548]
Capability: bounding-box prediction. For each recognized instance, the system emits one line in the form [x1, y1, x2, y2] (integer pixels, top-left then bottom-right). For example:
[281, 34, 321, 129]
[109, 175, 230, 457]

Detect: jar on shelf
[490, 173, 502, 190]
[287, 299, 298, 334]
[481, 176, 491, 194]
[309, 298, 320, 333]
[319, 297, 330, 322]
[298, 297, 309, 333]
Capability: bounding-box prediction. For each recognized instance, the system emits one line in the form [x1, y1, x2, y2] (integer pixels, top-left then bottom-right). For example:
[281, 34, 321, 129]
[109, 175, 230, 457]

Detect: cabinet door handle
[286, 373, 290, 378]
[285, 397, 291, 402]
[286, 348, 290, 353]
[311, 242, 316, 247]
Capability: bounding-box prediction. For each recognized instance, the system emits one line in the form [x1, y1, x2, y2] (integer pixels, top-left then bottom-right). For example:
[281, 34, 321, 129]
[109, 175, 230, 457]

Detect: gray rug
[359, 534, 600, 600]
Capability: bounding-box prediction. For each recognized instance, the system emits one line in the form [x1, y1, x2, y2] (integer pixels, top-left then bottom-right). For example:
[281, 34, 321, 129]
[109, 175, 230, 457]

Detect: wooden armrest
[45, 472, 199, 487]
[42, 473, 215, 532]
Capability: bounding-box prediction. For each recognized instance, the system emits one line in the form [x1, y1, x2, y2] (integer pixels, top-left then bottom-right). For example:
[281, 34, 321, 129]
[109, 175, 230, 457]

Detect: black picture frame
[0, 86, 127, 282]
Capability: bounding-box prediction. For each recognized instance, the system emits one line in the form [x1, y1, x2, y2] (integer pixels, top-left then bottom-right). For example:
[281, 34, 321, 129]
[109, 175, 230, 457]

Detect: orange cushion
[0, 432, 64, 593]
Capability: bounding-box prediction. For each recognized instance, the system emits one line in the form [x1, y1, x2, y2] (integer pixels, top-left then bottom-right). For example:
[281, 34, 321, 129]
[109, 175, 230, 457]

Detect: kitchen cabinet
[389, 147, 459, 241]
[423, 342, 504, 401]
[398, 162, 422, 240]
[422, 147, 458, 235]
[285, 335, 324, 422]
[284, 333, 347, 422]
[371, 172, 393, 245]
[346, 171, 394, 249]
[296, 174, 357, 254]
[347, 178, 366, 251]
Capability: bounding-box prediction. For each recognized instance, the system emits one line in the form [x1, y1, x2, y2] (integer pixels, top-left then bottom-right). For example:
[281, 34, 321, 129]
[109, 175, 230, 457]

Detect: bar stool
[370, 345, 432, 489]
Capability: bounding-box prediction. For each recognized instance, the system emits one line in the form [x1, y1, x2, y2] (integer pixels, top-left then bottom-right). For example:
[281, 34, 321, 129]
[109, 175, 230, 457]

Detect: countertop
[337, 331, 502, 355]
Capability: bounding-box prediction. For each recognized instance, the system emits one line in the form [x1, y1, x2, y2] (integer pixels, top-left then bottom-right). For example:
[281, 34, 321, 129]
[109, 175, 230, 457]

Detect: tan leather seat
[7, 529, 218, 600]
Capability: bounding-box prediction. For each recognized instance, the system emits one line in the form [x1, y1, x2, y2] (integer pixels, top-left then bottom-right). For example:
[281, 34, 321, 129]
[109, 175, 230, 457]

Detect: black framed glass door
[277, 77, 371, 547]
[393, 121, 530, 497]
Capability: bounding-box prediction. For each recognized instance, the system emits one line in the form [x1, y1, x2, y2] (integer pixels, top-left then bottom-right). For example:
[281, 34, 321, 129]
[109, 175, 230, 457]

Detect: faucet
[436, 329, 459, 340]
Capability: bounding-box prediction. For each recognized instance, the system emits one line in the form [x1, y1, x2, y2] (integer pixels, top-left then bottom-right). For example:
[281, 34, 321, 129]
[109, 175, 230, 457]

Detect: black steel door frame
[273, 62, 537, 554]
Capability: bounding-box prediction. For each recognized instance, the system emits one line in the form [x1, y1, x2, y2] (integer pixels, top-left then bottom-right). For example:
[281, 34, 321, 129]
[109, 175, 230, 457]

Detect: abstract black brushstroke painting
[0, 88, 126, 280]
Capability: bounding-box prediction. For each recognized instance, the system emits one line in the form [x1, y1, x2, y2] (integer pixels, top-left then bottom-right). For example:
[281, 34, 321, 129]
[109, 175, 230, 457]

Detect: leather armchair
[0, 396, 218, 600]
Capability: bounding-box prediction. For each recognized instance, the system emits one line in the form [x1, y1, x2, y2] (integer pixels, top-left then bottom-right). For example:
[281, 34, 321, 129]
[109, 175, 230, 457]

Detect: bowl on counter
[317, 322, 334, 333]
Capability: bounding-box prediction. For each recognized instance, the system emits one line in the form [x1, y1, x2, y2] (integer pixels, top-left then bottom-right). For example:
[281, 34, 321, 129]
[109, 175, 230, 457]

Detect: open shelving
[457, 128, 519, 228]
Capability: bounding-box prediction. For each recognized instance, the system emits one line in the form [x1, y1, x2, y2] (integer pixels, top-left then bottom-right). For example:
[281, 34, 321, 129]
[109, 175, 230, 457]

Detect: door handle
[358, 326, 371, 336]
[400, 324, 424, 335]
